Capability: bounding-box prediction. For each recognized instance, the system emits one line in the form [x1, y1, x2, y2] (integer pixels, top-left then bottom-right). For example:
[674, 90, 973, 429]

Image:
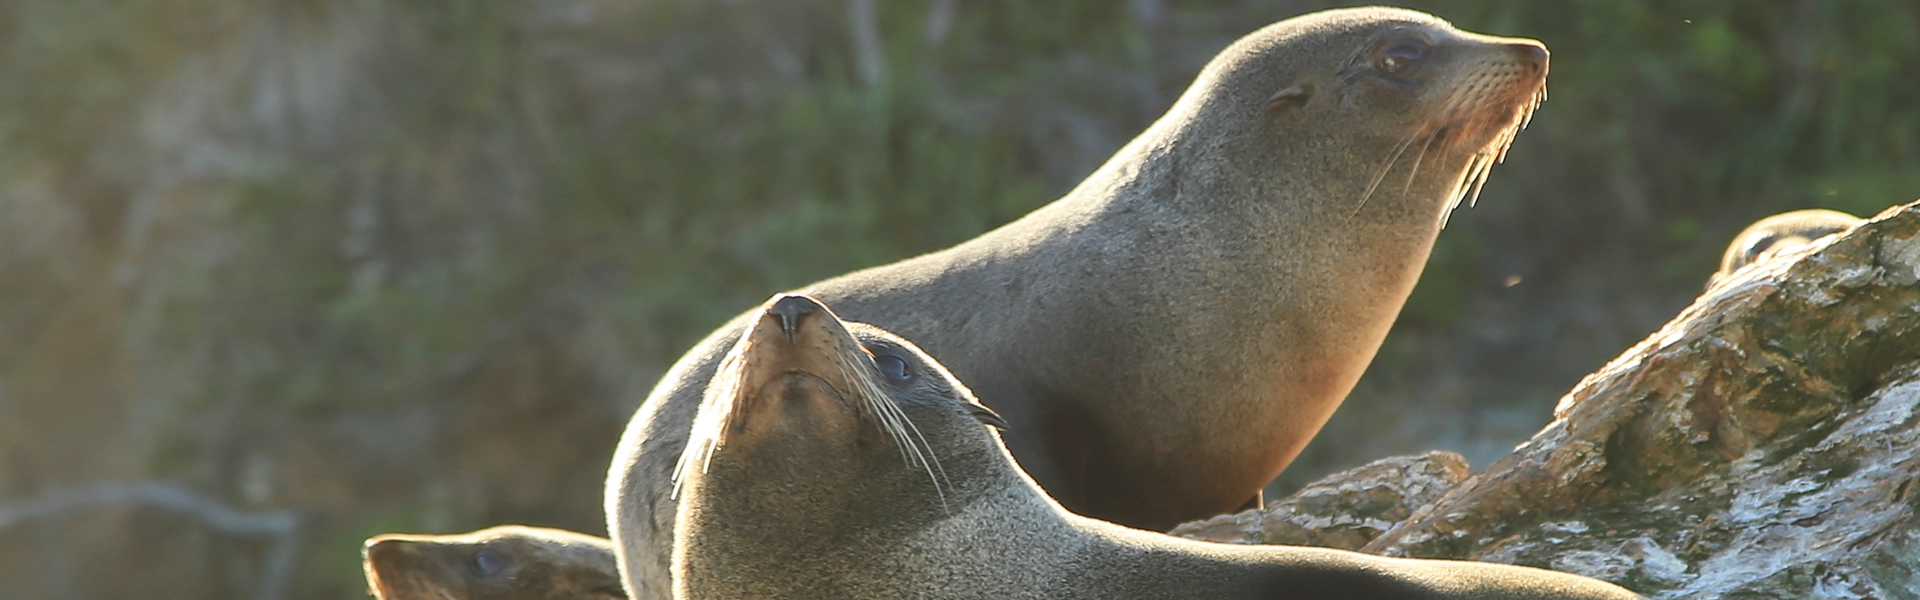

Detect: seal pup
[613, 7, 1549, 595]
[363, 525, 624, 600]
[671, 294, 1642, 600]
[1710, 208, 1862, 286]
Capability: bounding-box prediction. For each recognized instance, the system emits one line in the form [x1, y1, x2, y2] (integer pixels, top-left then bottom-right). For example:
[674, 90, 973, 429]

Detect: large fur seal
[1710, 208, 1862, 286]
[363, 525, 624, 600]
[671, 294, 1641, 599]
[612, 7, 1549, 596]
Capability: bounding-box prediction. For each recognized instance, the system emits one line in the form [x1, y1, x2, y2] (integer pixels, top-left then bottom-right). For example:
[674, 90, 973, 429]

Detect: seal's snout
[1506, 42, 1548, 74]
[767, 294, 820, 341]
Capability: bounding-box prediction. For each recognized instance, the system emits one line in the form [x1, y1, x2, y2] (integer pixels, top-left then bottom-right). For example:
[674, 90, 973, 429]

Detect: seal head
[363, 525, 624, 600]
[672, 292, 1006, 523]
[1150, 6, 1548, 230]
[1712, 208, 1862, 286]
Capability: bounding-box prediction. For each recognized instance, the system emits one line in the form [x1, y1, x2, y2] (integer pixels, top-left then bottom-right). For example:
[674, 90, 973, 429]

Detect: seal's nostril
[767, 295, 817, 340]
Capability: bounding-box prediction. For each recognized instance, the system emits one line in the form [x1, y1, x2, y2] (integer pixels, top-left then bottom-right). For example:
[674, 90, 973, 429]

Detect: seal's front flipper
[1237, 490, 1264, 512]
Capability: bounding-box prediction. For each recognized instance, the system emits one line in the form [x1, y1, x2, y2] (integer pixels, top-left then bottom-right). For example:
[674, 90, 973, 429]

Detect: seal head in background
[1711, 208, 1863, 287]
[363, 525, 623, 600]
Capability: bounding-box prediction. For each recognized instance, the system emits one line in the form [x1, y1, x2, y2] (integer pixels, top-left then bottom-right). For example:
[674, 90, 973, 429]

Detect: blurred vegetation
[0, 0, 1915, 598]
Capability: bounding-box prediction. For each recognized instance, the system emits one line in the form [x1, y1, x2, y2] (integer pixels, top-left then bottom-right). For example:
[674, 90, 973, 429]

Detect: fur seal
[363, 525, 624, 600]
[1711, 208, 1862, 285]
[612, 7, 1548, 596]
[671, 294, 1641, 600]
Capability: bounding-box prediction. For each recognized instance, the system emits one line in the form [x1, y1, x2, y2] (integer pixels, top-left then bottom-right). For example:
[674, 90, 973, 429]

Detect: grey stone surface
[1181, 202, 1920, 598]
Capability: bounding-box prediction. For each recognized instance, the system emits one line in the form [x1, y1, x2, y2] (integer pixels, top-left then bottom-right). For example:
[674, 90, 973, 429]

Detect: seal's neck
[674, 428, 1022, 597]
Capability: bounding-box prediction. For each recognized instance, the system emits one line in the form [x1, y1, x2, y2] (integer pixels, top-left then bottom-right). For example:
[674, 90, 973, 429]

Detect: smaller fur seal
[670, 294, 1642, 599]
[1711, 208, 1862, 285]
[363, 525, 624, 600]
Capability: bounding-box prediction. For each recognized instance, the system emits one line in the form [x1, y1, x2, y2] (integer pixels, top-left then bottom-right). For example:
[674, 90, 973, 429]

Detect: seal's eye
[469, 548, 507, 578]
[874, 353, 912, 383]
[1376, 40, 1429, 75]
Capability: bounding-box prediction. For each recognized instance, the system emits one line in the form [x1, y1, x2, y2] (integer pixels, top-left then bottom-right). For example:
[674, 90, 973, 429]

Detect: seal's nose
[1508, 42, 1548, 75]
[767, 294, 817, 340]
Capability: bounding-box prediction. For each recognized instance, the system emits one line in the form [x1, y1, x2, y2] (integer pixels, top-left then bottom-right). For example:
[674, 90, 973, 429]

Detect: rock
[1170, 451, 1468, 550]
[1177, 201, 1920, 598]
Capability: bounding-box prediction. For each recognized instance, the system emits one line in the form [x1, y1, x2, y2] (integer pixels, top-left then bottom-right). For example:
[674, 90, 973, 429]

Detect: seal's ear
[1263, 83, 1313, 116]
[964, 403, 1010, 430]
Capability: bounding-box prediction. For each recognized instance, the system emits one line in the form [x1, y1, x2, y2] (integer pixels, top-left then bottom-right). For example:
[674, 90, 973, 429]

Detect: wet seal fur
[363, 525, 624, 600]
[1711, 208, 1862, 286]
[671, 294, 1642, 600]
[612, 7, 1548, 597]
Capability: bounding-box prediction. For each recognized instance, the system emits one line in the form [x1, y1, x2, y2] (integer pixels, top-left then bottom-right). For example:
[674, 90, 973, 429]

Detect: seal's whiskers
[835, 350, 954, 513]
[1429, 56, 1545, 228]
[1354, 130, 1425, 220]
[1398, 82, 1477, 196]
[672, 335, 758, 498]
[673, 331, 956, 514]
[838, 351, 917, 466]
[1398, 130, 1442, 195]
